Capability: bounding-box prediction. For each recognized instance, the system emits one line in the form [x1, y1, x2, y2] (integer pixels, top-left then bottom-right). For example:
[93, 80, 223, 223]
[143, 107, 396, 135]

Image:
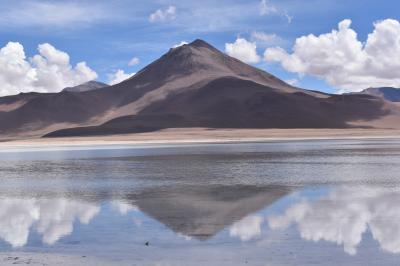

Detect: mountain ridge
[63, 81, 109, 93]
[361, 87, 400, 102]
[0, 39, 398, 139]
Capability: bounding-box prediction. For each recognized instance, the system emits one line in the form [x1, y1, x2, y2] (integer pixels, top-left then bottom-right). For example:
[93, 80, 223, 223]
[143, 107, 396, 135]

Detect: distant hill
[0, 39, 398, 139]
[361, 87, 400, 102]
[63, 81, 109, 93]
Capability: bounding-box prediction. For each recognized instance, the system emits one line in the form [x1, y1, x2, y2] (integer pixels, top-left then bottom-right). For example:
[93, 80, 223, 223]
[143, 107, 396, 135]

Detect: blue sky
[0, 0, 399, 96]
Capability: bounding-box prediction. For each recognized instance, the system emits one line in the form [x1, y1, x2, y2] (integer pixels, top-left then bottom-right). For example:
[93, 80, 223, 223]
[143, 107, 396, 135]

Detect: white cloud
[230, 215, 263, 241]
[259, 0, 292, 24]
[259, 0, 277, 16]
[128, 57, 140, 66]
[285, 78, 299, 86]
[107, 69, 135, 85]
[251, 31, 280, 45]
[149, 5, 177, 23]
[264, 19, 400, 93]
[172, 41, 189, 48]
[0, 1, 110, 28]
[0, 42, 97, 97]
[225, 38, 261, 64]
[284, 11, 293, 24]
[267, 186, 400, 255]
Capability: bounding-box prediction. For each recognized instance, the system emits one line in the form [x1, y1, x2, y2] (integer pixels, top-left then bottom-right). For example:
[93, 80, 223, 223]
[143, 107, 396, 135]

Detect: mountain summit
[130, 39, 299, 94]
[0, 39, 397, 139]
[63, 81, 109, 93]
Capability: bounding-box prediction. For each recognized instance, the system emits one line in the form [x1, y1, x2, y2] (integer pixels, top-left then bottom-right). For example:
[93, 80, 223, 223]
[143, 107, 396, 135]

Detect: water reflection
[229, 215, 263, 241]
[0, 182, 400, 265]
[0, 185, 289, 248]
[0, 198, 99, 247]
[130, 185, 290, 239]
[268, 186, 400, 255]
[1, 140, 400, 264]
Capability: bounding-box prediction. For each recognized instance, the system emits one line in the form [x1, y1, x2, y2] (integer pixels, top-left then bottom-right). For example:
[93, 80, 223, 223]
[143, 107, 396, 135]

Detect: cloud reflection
[267, 186, 400, 255]
[111, 200, 138, 215]
[230, 215, 263, 241]
[0, 198, 99, 247]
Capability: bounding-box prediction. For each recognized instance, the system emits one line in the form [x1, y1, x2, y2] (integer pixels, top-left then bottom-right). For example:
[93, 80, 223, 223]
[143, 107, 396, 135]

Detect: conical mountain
[95, 39, 323, 121]
[127, 39, 302, 94]
[0, 39, 397, 139]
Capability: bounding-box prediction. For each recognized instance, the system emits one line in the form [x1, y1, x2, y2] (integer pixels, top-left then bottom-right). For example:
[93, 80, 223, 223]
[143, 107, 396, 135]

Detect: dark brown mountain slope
[0, 39, 397, 139]
[45, 77, 390, 137]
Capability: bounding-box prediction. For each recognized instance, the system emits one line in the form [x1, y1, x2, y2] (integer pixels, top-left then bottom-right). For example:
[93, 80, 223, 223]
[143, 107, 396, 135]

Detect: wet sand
[0, 252, 113, 266]
[1, 128, 400, 148]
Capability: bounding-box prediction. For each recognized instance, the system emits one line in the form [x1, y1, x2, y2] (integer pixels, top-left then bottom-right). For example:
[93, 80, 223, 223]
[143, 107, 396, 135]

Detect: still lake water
[1, 139, 400, 265]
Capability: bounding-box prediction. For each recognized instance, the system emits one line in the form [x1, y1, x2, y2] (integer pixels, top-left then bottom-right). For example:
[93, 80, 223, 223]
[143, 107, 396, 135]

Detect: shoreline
[0, 252, 121, 266]
[1, 128, 400, 149]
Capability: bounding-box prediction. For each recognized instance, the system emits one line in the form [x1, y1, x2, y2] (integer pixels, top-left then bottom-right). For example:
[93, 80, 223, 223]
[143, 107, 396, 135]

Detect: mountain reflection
[0, 198, 99, 247]
[0, 185, 290, 248]
[267, 186, 400, 255]
[4, 184, 400, 255]
[130, 185, 291, 240]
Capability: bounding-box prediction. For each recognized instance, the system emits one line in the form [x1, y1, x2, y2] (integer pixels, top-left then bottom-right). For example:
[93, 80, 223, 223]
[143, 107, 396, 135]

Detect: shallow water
[1, 139, 400, 265]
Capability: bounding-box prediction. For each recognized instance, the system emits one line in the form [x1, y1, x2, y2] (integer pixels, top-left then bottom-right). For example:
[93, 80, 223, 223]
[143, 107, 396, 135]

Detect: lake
[0, 139, 400, 265]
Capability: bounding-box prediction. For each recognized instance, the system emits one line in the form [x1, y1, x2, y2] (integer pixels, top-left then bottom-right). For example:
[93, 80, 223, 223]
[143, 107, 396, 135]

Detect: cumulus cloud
[107, 69, 135, 85]
[259, 0, 277, 16]
[225, 38, 261, 64]
[264, 19, 400, 93]
[149, 6, 176, 23]
[128, 57, 140, 66]
[267, 186, 400, 255]
[230, 215, 263, 241]
[0, 41, 97, 97]
[0, 198, 99, 247]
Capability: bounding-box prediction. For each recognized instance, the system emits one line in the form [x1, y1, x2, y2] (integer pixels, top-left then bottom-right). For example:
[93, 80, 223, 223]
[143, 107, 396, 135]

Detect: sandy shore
[1, 128, 400, 148]
[0, 252, 117, 266]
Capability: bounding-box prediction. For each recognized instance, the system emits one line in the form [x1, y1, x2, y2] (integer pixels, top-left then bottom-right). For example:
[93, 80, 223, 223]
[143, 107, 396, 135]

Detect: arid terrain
[1, 40, 399, 141]
[1, 128, 400, 148]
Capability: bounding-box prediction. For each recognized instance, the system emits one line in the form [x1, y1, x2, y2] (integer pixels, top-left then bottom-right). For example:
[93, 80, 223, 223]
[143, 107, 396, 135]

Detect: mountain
[361, 87, 400, 102]
[0, 39, 398, 139]
[62, 81, 109, 93]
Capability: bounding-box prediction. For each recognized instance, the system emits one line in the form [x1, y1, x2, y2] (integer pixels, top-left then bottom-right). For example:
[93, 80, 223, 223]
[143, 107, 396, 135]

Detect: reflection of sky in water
[0, 139, 399, 265]
[0, 198, 99, 247]
[268, 186, 400, 255]
[0, 185, 399, 265]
